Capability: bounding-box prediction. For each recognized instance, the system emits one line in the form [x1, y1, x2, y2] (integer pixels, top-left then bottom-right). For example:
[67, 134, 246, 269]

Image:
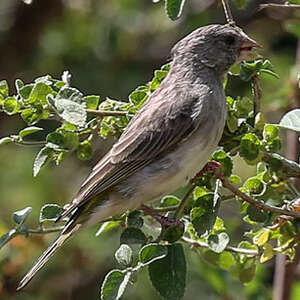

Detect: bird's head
[171, 24, 260, 75]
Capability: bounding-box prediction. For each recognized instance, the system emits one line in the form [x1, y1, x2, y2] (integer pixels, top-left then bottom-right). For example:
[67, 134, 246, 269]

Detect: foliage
[2, 1, 300, 300]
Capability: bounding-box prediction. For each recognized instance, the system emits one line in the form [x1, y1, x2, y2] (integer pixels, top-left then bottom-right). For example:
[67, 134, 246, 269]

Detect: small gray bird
[17, 24, 259, 290]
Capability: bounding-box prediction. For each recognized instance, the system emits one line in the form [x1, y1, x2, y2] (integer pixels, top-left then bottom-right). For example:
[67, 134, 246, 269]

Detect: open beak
[239, 36, 262, 61]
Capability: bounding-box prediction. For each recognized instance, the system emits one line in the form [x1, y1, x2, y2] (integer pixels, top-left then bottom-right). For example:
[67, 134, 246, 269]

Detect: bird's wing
[58, 85, 206, 221]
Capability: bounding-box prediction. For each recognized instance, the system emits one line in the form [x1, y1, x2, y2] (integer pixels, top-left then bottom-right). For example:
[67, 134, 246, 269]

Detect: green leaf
[278, 109, 300, 132]
[27, 82, 53, 104]
[165, 0, 186, 20]
[83, 95, 100, 110]
[96, 221, 121, 237]
[0, 229, 17, 249]
[253, 228, 270, 246]
[77, 140, 93, 160]
[0, 137, 13, 145]
[260, 243, 274, 263]
[239, 133, 261, 161]
[191, 193, 220, 237]
[229, 175, 242, 184]
[15, 79, 24, 92]
[160, 195, 180, 207]
[126, 210, 143, 228]
[56, 86, 83, 103]
[234, 0, 247, 8]
[21, 106, 44, 125]
[243, 177, 265, 194]
[129, 90, 148, 105]
[149, 243, 186, 300]
[54, 98, 87, 127]
[212, 150, 233, 177]
[58, 130, 79, 150]
[0, 80, 9, 98]
[115, 244, 133, 267]
[246, 205, 267, 223]
[19, 84, 34, 99]
[46, 132, 64, 147]
[218, 252, 236, 270]
[120, 227, 147, 245]
[13, 207, 32, 225]
[40, 204, 64, 223]
[208, 232, 230, 253]
[162, 222, 184, 243]
[33, 147, 54, 176]
[19, 126, 43, 138]
[3, 97, 20, 115]
[101, 269, 131, 300]
[263, 124, 279, 141]
[139, 243, 168, 265]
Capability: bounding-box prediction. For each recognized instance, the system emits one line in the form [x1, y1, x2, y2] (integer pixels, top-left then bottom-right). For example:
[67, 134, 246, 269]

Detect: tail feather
[17, 224, 81, 291]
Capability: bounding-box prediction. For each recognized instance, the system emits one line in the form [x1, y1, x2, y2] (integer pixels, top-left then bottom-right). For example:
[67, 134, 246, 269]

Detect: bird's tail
[16, 223, 81, 291]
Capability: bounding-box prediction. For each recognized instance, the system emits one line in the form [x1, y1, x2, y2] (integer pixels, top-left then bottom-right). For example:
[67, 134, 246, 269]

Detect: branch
[221, 178, 300, 218]
[260, 3, 300, 10]
[252, 75, 262, 117]
[262, 152, 300, 178]
[220, 0, 235, 25]
[87, 109, 127, 117]
[27, 226, 64, 234]
[182, 236, 259, 256]
[174, 185, 195, 219]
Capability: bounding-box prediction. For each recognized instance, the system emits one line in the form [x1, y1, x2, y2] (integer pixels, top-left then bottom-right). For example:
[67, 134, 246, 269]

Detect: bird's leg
[191, 161, 223, 183]
[140, 205, 184, 229]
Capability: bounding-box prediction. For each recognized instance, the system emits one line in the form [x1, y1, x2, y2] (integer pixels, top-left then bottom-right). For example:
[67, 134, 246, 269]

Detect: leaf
[165, 0, 186, 20]
[83, 95, 100, 110]
[208, 232, 230, 253]
[21, 106, 44, 125]
[149, 243, 186, 300]
[229, 175, 242, 184]
[120, 227, 147, 245]
[0, 137, 13, 145]
[243, 177, 265, 194]
[139, 243, 168, 265]
[234, 0, 247, 8]
[115, 244, 133, 267]
[77, 140, 93, 160]
[15, 79, 24, 92]
[33, 147, 54, 176]
[126, 210, 143, 228]
[19, 126, 43, 138]
[253, 228, 270, 246]
[13, 207, 32, 225]
[162, 222, 184, 243]
[27, 82, 53, 104]
[0, 229, 17, 249]
[260, 243, 274, 263]
[0, 80, 9, 98]
[54, 98, 87, 127]
[40, 204, 64, 223]
[278, 109, 300, 132]
[191, 193, 220, 237]
[101, 269, 131, 300]
[96, 221, 121, 236]
[212, 150, 233, 177]
[160, 195, 180, 207]
[263, 124, 279, 141]
[3, 97, 20, 115]
[246, 205, 267, 223]
[239, 133, 261, 161]
[129, 90, 148, 105]
[218, 252, 236, 270]
[19, 84, 34, 99]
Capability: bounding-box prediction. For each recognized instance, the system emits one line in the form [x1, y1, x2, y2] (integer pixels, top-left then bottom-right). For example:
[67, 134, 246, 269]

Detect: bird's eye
[224, 35, 235, 45]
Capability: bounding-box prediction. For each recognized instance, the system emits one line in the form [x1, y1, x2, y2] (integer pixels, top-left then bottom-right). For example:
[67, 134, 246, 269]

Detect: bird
[17, 24, 259, 290]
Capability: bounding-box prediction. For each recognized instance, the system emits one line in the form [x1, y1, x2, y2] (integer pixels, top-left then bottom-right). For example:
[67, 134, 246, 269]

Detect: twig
[251, 75, 262, 117]
[27, 226, 64, 234]
[221, 178, 300, 218]
[174, 185, 195, 219]
[182, 236, 259, 256]
[220, 0, 235, 26]
[260, 3, 300, 10]
[14, 140, 46, 147]
[87, 109, 127, 117]
[152, 205, 179, 213]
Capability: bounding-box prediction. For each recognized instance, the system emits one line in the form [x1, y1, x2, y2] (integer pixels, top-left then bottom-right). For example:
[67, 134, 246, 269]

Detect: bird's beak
[239, 35, 262, 61]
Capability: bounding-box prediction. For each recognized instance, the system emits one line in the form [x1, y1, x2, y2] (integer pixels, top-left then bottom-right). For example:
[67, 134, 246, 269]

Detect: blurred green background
[0, 0, 300, 299]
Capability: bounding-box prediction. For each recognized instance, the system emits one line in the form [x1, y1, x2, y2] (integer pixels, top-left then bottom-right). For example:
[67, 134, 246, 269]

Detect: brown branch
[87, 109, 127, 117]
[260, 3, 300, 10]
[221, 178, 300, 218]
[174, 185, 195, 219]
[220, 0, 235, 25]
[252, 75, 262, 117]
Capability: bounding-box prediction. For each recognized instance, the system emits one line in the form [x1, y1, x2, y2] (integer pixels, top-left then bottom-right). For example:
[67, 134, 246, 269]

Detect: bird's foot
[191, 161, 222, 183]
[140, 205, 184, 230]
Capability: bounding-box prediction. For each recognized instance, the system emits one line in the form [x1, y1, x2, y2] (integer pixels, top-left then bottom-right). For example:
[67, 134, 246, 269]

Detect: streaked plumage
[17, 24, 259, 291]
